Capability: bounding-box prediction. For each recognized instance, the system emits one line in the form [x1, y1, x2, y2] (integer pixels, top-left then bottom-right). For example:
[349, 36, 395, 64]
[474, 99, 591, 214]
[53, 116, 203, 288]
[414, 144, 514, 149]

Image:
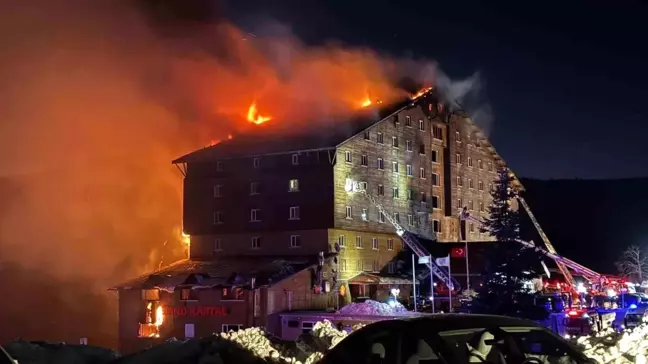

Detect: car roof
[355, 314, 544, 333]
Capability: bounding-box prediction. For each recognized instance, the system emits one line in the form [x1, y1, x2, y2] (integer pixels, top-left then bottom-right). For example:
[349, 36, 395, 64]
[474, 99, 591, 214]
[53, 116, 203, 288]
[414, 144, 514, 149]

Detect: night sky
[218, 0, 648, 179]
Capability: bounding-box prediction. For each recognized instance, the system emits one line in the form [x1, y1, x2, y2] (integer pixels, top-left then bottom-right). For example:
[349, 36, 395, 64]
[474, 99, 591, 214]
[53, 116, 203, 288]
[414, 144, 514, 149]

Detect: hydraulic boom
[348, 180, 460, 290]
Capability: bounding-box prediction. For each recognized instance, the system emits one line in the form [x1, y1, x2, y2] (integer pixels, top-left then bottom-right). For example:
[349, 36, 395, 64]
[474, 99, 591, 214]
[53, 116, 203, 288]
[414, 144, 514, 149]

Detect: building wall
[183, 149, 336, 258]
[333, 98, 448, 241]
[328, 228, 405, 281]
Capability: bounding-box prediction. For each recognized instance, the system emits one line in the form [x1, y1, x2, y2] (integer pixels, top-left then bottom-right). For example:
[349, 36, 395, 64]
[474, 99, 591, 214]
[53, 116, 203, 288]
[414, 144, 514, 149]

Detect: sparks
[247, 102, 271, 124]
[411, 87, 433, 100]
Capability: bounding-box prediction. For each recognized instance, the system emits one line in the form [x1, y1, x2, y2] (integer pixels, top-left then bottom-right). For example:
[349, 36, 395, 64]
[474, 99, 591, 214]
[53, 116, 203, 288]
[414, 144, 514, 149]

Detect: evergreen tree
[472, 168, 547, 319]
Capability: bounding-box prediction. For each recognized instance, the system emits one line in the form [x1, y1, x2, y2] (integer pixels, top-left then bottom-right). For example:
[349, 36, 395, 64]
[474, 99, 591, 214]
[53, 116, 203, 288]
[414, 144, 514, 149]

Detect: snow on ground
[7, 319, 648, 363]
[336, 299, 408, 316]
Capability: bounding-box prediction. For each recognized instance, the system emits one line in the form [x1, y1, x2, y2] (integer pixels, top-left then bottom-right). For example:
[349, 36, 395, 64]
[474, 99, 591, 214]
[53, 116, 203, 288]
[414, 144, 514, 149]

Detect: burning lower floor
[111, 255, 417, 353]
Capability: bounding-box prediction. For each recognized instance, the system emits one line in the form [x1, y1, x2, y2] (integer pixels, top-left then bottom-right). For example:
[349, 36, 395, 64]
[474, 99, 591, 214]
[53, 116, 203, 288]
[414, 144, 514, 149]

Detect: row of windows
[344, 206, 441, 232]
[212, 235, 302, 251]
[359, 131, 444, 153]
[214, 179, 299, 197]
[455, 153, 493, 171]
[364, 184, 442, 204]
[458, 198, 487, 212]
[456, 176, 494, 191]
[214, 153, 307, 172]
[338, 259, 386, 273]
[213, 206, 301, 224]
[337, 235, 395, 250]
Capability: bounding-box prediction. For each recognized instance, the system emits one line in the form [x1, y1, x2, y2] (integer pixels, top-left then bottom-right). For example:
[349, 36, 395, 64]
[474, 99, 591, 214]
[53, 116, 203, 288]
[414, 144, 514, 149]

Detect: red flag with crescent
[451, 247, 466, 258]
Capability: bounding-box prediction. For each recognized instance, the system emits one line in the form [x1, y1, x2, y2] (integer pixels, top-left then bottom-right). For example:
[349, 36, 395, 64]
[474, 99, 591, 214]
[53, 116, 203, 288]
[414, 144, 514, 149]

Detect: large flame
[181, 231, 190, 248]
[411, 87, 433, 100]
[247, 102, 272, 124]
[155, 305, 164, 327]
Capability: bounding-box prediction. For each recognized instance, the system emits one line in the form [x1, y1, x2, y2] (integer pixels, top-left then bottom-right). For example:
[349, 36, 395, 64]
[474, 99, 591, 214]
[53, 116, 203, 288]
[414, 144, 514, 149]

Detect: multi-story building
[175, 89, 510, 285]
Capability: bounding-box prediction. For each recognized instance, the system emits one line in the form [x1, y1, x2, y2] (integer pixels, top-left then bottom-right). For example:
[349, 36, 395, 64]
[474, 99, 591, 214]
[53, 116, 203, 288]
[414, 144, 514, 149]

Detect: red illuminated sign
[163, 306, 228, 317]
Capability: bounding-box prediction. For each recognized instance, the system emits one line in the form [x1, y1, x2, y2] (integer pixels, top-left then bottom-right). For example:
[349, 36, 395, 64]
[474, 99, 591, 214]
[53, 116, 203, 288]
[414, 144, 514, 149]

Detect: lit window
[289, 179, 299, 192]
[361, 208, 368, 221]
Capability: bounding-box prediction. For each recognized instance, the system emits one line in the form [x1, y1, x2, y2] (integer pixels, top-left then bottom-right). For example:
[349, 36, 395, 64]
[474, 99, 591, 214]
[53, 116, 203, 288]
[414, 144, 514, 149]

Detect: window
[478, 180, 484, 191]
[458, 198, 463, 209]
[222, 324, 242, 332]
[394, 115, 399, 124]
[251, 237, 261, 249]
[289, 179, 299, 192]
[394, 212, 400, 223]
[344, 151, 352, 163]
[392, 161, 399, 173]
[419, 144, 425, 155]
[478, 159, 483, 169]
[419, 119, 425, 131]
[456, 176, 463, 187]
[291, 154, 299, 165]
[379, 212, 385, 223]
[387, 239, 394, 250]
[301, 322, 314, 334]
[377, 132, 384, 144]
[377, 184, 384, 195]
[455, 131, 460, 142]
[250, 182, 259, 195]
[469, 200, 474, 210]
[432, 173, 440, 186]
[214, 238, 222, 251]
[432, 195, 440, 209]
[455, 153, 462, 164]
[289, 206, 300, 220]
[468, 157, 473, 167]
[468, 178, 474, 189]
[406, 164, 413, 176]
[213, 211, 223, 224]
[359, 181, 368, 190]
[432, 125, 443, 140]
[345, 206, 353, 219]
[363, 130, 370, 140]
[222, 287, 244, 301]
[433, 219, 441, 232]
[377, 158, 384, 170]
[356, 260, 363, 271]
[392, 187, 399, 198]
[392, 136, 399, 148]
[488, 162, 493, 171]
[253, 158, 260, 168]
[469, 223, 476, 233]
[407, 214, 414, 226]
[431, 150, 439, 162]
[355, 236, 363, 249]
[405, 116, 412, 127]
[489, 183, 494, 192]
[213, 185, 222, 198]
[340, 259, 347, 271]
[406, 140, 412, 151]
[372, 238, 378, 250]
[479, 201, 485, 212]
[338, 235, 346, 248]
[419, 167, 426, 179]
[361, 208, 368, 221]
[361, 154, 368, 166]
[388, 262, 395, 273]
[216, 161, 223, 171]
[250, 209, 261, 222]
[407, 189, 414, 200]
[372, 260, 379, 272]
[421, 192, 427, 203]
[141, 289, 160, 301]
[290, 235, 301, 248]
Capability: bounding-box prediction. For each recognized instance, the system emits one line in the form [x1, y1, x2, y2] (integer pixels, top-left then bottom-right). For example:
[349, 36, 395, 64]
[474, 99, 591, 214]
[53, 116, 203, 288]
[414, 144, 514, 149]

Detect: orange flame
[181, 231, 190, 248]
[361, 98, 372, 108]
[247, 102, 271, 124]
[411, 87, 433, 100]
[155, 305, 164, 327]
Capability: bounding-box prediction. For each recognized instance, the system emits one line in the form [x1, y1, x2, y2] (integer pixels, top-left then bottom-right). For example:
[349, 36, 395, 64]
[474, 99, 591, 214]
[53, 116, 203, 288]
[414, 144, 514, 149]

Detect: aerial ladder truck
[345, 178, 461, 291]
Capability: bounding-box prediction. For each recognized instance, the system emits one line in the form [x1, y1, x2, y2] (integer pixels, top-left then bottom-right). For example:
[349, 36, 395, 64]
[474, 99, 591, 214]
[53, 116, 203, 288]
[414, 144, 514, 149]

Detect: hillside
[519, 177, 648, 274]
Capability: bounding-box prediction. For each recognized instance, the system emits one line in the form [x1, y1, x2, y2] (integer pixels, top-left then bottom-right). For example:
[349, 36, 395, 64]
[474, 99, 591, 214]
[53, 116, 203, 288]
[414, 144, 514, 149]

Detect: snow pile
[337, 300, 408, 316]
[570, 324, 648, 363]
[3, 340, 119, 364]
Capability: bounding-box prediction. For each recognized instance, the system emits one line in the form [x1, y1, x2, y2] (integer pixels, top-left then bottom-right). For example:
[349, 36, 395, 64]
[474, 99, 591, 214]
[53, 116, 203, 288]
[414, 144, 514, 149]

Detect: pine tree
[473, 168, 547, 319]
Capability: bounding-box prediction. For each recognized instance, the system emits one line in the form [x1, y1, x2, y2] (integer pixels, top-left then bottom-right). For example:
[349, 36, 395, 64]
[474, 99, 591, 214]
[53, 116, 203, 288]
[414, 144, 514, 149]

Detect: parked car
[320, 314, 596, 364]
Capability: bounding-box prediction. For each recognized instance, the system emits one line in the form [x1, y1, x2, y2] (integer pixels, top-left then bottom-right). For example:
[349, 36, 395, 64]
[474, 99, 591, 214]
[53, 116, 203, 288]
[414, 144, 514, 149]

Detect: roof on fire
[109, 257, 320, 291]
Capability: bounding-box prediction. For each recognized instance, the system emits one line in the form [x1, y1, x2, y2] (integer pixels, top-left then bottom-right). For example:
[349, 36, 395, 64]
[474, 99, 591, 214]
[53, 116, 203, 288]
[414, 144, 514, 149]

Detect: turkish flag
[451, 247, 466, 258]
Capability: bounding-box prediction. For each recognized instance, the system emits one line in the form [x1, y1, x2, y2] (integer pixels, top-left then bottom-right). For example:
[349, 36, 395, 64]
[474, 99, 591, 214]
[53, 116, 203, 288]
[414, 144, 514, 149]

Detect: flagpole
[429, 255, 435, 314]
[465, 241, 470, 293]
[412, 254, 417, 312]
[448, 256, 452, 312]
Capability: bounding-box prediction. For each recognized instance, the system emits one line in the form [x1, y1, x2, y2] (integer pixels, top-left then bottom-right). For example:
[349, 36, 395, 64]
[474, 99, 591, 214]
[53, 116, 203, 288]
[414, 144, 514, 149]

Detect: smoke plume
[0, 0, 487, 346]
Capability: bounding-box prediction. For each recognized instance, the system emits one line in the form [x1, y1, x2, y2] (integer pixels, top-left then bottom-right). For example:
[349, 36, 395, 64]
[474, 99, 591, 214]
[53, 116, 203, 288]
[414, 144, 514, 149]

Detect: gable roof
[172, 95, 423, 164]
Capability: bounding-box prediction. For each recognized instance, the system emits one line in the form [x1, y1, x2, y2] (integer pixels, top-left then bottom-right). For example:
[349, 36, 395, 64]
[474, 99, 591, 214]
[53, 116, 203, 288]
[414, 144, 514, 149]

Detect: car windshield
[438, 326, 582, 364]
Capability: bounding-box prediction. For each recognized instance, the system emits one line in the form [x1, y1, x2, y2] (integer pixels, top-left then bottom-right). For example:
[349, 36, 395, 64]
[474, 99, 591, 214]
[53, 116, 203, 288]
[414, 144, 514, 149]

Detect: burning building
[111, 87, 516, 352]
